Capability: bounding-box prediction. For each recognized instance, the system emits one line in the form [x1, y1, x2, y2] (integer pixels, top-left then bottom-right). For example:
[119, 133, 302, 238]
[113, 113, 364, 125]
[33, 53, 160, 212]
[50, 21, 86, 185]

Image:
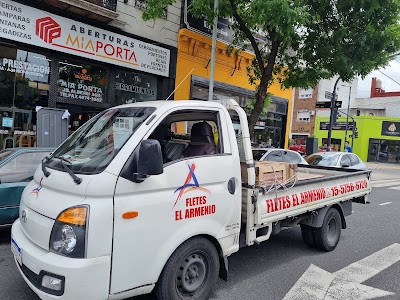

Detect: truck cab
[11, 100, 243, 300]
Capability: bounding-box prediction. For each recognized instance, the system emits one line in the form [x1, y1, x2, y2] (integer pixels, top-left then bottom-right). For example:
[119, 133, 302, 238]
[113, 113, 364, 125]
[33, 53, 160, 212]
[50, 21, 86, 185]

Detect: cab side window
[148, 110, 222, 164]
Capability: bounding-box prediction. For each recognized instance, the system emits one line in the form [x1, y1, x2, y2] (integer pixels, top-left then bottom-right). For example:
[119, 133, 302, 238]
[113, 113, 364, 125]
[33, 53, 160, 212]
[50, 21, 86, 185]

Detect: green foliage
[245, 93, 272, 116]
[141, 0, 400, 134]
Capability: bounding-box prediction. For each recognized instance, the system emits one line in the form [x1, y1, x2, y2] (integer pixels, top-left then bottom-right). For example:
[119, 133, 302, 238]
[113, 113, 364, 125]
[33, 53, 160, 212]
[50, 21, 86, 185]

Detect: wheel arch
[299, 204, 347, 229]
[155, 233, 227, 286]
[198, 234, 228, 281]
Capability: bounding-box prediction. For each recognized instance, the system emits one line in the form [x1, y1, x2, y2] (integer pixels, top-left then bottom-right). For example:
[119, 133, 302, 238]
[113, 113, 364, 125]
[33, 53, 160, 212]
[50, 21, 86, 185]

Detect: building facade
[175, 2, 293, 148]
[290, 77, 358, 144]
[0, 0, 180, 148]
[290, 86, 318, 144]
[314, 115, 400, 163]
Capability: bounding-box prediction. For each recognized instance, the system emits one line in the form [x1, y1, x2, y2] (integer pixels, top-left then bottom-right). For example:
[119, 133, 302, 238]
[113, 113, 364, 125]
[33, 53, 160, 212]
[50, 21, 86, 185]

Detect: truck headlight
[49, 206, 88, 258]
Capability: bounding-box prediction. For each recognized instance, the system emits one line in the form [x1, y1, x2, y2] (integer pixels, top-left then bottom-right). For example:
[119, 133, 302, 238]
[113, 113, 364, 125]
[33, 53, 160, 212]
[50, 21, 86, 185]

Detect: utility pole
[208, 0, 218, 101]
[327, 77, 341, 149]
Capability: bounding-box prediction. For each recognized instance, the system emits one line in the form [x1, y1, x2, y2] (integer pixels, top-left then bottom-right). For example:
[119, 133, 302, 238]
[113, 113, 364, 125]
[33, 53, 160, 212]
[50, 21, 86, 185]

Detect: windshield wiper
[42, 157, 51, 177]
[55, 156, 82, 184]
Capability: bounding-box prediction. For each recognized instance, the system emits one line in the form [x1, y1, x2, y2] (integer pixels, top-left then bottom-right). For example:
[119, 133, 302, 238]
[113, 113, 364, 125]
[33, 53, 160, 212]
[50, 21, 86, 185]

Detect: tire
[313, 208, 342, 252]
[300, 224, 315, 248]
[155, 237, 219, 300]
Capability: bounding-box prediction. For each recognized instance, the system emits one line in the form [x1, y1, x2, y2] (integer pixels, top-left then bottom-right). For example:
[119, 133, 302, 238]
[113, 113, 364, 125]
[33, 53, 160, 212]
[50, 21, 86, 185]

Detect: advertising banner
[0, 0, 170, 77]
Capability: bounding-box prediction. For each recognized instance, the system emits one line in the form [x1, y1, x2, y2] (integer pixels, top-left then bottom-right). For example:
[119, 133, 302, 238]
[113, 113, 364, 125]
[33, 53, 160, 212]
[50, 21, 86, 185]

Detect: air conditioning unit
[310, 111, 315, 116]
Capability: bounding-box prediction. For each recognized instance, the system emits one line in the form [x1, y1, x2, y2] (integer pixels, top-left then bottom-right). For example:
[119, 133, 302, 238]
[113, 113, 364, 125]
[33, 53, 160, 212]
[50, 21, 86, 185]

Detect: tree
[142, 0, 400, 137]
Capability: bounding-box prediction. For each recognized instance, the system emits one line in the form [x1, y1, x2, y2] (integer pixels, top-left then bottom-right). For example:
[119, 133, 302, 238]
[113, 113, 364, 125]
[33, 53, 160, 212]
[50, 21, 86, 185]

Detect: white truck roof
[111, 100, 230, 110]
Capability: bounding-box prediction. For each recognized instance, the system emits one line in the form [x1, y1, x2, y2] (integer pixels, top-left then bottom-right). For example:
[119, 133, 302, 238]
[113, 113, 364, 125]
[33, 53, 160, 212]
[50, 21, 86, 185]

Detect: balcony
[85, 0, 117, 11]
[39, 0, 125, 26]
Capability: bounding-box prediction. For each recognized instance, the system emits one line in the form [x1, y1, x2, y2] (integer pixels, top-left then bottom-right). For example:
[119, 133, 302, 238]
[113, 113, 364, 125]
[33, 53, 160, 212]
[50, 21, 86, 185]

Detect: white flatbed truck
[11, 99, 371, 300]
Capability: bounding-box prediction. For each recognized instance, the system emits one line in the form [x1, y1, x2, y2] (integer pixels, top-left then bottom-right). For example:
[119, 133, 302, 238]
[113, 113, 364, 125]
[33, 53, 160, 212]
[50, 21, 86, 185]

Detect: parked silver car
[305, 152, 367, 170]
[252, 148, 308, 164]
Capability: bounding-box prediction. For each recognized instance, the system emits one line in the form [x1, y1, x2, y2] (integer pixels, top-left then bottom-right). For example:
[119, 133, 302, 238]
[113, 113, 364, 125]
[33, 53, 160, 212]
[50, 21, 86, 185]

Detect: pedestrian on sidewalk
[344, 140, 352, 153]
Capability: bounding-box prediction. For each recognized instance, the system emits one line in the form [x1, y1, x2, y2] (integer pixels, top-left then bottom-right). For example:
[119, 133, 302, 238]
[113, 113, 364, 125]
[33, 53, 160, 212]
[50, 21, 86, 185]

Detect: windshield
[47, 107, 155, 174]
[306, 154, 340, 167]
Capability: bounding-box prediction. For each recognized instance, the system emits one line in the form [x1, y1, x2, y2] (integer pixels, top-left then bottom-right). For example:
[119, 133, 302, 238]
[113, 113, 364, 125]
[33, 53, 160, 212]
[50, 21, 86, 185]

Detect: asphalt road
[1, 166, 400, 300]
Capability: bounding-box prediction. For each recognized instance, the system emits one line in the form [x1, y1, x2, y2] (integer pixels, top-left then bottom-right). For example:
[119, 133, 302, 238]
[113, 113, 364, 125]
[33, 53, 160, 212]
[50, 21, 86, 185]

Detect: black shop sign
[381, 121, 400, 137]
[320, 122, 356, 130]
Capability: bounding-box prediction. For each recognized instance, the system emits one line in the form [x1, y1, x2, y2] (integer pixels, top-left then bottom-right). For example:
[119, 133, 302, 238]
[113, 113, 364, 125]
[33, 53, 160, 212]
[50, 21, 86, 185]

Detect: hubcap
[177, 252, 208, 296]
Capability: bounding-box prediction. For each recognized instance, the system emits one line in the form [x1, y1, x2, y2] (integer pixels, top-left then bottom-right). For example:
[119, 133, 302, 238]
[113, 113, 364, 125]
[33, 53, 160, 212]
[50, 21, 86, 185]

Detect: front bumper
[12, 219, 111, 300]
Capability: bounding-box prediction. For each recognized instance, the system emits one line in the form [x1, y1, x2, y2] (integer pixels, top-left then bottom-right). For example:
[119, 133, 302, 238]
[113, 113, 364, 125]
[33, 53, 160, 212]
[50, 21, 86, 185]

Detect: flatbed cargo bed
[241, 164, 371, 246]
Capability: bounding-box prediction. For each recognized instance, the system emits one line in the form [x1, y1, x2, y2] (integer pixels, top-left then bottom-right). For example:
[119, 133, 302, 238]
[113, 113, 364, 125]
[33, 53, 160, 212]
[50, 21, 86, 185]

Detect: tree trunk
[247, 38, 280, 142]
[248, 81, 269, 139]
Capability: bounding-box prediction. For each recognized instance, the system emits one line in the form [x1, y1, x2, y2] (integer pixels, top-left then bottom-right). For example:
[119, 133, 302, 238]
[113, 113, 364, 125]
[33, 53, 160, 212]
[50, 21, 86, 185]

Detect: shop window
[0, 45, 51, 147]
[58, 59, 108, 104]
[115, 70, 157, 104]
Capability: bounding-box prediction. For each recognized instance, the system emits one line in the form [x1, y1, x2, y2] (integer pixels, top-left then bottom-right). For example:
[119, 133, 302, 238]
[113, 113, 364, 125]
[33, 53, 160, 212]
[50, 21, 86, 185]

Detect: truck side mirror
[133, 139, 163, 183]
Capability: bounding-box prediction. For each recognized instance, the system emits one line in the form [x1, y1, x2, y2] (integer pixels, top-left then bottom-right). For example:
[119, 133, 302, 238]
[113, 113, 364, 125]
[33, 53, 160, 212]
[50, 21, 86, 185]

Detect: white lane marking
[371, 179, 399, 184]
[388, 186, 400, 190]
[372, 182, 400, 188]
[379, 202, 392, 206]
[324, 279, 393, 300]
[283, 243, 400, 300]
[283, 265, 334, 300]
[334, 243, 400, 283]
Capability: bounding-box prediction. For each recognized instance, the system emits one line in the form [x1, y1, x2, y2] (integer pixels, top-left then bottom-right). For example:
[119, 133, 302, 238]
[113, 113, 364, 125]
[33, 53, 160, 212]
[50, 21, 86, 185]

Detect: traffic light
[332, 108, 340, 125]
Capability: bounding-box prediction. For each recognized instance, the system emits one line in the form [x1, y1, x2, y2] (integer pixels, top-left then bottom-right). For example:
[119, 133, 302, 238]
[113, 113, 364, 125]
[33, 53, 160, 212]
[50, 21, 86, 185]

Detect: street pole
[208, 0, 218, 101]
[344, 85, 351, 150]
[327, 77, 341, 149]
[338, 109, 355, 149]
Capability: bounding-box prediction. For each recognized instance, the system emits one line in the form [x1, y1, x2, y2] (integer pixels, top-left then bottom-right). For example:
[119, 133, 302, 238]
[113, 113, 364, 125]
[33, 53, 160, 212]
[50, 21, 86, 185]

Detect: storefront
[0, 0, 176, 149]
[314, 116, 400, 163]
[174, 28, 292, 148]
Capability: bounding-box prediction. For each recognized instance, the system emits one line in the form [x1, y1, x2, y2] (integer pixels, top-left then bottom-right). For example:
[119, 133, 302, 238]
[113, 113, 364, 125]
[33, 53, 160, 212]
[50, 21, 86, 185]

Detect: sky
[357, 58, 400, 98]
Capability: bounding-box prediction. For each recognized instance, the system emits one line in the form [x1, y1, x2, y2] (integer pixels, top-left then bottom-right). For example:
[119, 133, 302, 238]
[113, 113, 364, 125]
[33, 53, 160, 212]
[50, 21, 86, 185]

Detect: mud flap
[352, 195, 369, 204]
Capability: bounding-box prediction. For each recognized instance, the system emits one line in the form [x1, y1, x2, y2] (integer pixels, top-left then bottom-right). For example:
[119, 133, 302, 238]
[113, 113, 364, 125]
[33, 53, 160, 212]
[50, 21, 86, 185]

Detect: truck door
[110, 106, 241, 294]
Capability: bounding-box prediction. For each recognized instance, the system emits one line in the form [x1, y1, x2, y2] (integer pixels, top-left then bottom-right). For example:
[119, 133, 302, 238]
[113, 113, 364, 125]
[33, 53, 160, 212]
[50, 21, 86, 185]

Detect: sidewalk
[366, 162, 400, 170]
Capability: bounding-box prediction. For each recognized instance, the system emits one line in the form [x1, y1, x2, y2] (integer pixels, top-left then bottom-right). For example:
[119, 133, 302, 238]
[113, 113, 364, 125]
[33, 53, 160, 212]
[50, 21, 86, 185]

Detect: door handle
[228, 177, 236, 195]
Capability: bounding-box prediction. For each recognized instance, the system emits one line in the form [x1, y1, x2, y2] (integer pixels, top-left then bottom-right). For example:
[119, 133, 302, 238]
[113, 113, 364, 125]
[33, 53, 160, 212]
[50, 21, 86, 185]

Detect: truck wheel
[300, 224, 315, 248]
[314, 208, 342, 252]
[155, 237, 219, 300]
